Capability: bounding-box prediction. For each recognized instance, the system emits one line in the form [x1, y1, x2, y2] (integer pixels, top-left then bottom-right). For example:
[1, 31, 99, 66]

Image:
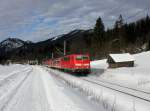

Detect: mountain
[1, 15, 150, 63]
[0, 26, 149, 64]
[0, 29, 93, 62]
[0, 38, 34, 62]
[0, 38, 32, 52]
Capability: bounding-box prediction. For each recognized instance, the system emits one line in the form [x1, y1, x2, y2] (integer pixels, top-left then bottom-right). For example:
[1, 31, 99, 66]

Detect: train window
[76, 55, 89, 60]
[76, 55, 82, 60]
[64, 57, 70, 61]
[83, 56, 89, 60]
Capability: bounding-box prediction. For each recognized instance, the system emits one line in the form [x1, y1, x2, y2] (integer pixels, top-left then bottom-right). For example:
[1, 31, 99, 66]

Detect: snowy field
[0, 64, 101, 111]
[0, 51, 150, 111]
[47, 67, 150, 111]
[44, 51, 150, 111]
[90, 51, 150, 92]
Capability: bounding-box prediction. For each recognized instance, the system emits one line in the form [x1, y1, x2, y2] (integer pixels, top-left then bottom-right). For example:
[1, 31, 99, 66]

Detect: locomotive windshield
[76, 55, 82, 60]
[76, 55, 89, 60]
[82, 56, 89, 60]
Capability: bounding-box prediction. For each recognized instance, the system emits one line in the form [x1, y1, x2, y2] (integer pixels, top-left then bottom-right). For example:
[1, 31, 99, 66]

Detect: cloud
[0, 0, 149, 42]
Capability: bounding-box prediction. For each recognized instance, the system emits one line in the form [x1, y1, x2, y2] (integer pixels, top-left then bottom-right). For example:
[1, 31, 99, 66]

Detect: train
[43, 54, 91, 74]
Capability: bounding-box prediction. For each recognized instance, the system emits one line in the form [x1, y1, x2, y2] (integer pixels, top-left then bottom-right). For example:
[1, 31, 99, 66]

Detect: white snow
[109, 53, 135, 62]
[90, 51, 150, 93]
[42, 51, 150, 111]
[1, 51, 150, 111]
[0, 65, 101, 111]
[51, 35, 64, 41]
[47, 68, 150, 111]
[51, 37, 58, 41]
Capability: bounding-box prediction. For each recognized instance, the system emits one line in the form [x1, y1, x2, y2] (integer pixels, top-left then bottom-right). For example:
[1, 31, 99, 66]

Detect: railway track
[46, 68, 150, 102]
[86, 77, 150, 94]
[82, 77, 150, 102]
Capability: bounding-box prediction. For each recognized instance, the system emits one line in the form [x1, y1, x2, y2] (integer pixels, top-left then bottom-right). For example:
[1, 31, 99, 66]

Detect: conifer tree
[114, 14, 126, 51]
[94, 17, 105, 42]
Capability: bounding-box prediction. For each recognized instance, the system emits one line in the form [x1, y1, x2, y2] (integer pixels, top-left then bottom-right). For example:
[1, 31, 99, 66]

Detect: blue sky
[0, 0, 150, 42]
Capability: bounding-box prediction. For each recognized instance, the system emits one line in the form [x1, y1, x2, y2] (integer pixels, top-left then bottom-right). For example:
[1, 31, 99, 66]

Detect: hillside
[0, 38, 33, 62]
[0, 29, 93, 63]
[0, 15, 150, 63]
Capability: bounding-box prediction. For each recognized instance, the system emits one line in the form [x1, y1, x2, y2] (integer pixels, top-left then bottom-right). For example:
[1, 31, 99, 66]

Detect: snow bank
[46, 68, 150, 111]
[91, 59, 108, 69]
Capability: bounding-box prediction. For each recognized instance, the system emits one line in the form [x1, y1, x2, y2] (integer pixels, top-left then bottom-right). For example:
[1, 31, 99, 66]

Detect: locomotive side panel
[43, 54, 91, 74]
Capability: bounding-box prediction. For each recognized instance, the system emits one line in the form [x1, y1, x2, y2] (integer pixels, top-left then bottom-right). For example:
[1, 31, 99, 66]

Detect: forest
[1, 14, 150, 63]
[67, 14, 150, 60]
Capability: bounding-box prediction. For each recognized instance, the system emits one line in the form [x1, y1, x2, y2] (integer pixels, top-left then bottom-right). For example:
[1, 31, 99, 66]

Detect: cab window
[83, 56, 89, 60]
[76, 55, 82, 60]
[64, 57, 70, 61]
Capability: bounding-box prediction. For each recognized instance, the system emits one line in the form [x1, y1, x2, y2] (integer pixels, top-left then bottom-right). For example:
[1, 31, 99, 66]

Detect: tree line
[1, 14, 150, 63]
[68, 14, 150, 60]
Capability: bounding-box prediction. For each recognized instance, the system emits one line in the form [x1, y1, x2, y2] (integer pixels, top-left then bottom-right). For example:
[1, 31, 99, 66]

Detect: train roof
[64, 54, 89, 56]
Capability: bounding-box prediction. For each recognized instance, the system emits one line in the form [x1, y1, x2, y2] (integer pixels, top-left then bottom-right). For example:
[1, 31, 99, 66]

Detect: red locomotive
[43, 54, 91, 74]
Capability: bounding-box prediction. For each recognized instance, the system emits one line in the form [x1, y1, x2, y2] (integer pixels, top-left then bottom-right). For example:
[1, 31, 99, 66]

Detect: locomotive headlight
[84, 64, 89, 66]
[75, 64, 82, 66]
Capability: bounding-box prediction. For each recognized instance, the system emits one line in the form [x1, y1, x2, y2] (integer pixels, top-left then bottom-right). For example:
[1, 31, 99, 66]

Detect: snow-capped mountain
[0, 29, 93, 60]
[0, 38, 31, 52]
[25, 40, 33, 44]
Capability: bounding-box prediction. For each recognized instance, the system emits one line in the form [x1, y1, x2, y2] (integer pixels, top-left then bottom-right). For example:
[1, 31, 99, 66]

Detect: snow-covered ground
[1, 51, 150, 111]
[43, 51, 150, 111]
[48, 67, 150, 111]
[0, 64, 101, 111]
[90, 51, 150, 92]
